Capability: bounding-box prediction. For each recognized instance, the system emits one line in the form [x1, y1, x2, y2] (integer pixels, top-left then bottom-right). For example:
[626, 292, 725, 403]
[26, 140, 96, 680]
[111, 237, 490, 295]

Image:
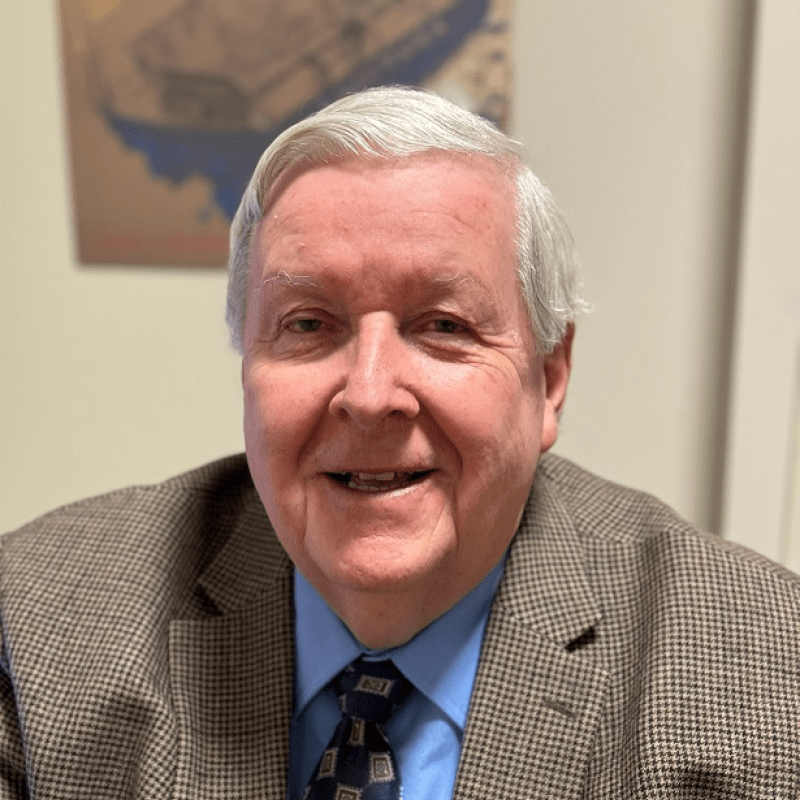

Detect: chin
[321, 538, 451, 596]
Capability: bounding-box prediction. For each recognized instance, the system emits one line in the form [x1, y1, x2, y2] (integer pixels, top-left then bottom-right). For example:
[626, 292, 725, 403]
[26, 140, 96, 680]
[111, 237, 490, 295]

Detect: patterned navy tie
[303, 658, 413, 800]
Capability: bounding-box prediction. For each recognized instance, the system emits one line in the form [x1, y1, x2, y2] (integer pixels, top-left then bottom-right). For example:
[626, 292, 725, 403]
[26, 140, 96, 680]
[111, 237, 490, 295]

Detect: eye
[288, 317, 323, 333]
[434, 319, 460, 334]
[426, 317, 466, 335]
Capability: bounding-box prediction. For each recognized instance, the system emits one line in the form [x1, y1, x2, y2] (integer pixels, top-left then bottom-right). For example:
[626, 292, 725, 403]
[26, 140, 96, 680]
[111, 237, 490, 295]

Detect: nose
[328, 314, 420, 428]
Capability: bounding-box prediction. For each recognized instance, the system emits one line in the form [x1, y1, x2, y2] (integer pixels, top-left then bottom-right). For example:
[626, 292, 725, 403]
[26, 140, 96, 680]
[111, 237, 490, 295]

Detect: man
[1, 87, 797, 798]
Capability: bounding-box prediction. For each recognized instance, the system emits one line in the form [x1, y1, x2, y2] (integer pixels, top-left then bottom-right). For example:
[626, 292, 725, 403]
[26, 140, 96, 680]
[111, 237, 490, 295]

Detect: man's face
[242, 155, 570, 645]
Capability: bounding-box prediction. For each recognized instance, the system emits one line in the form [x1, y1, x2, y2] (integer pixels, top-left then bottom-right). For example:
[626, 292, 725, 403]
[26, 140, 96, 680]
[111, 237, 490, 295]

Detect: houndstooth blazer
[1, 453, 798, 798]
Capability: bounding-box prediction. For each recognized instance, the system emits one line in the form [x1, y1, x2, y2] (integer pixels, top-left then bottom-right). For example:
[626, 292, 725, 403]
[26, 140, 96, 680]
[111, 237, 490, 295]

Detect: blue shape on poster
[105, 0, 490, 219]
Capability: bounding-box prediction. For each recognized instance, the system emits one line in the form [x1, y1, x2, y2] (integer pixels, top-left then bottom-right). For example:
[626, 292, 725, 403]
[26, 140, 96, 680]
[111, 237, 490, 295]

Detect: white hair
[226, 86, 584, 354]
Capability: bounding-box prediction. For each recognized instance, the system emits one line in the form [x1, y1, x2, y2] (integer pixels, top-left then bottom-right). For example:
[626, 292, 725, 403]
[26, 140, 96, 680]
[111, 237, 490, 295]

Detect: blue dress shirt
[289, 557, 506, 800]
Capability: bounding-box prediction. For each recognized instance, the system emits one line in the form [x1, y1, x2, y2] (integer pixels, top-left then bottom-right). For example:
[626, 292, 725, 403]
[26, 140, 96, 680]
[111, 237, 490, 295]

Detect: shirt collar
[294, 556, 505, 731]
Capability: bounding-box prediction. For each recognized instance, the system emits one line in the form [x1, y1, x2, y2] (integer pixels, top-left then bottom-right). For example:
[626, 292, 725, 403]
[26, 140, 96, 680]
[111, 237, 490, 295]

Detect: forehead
[263, 151, 515, 216]
[254, 154, 517, 280]
[269, 158, 512, 235]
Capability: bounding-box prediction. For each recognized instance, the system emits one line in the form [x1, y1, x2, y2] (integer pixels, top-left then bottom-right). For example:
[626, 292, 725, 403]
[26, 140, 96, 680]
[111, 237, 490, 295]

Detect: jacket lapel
[169, 495, 295, 800]
[454, 467, 610, 800]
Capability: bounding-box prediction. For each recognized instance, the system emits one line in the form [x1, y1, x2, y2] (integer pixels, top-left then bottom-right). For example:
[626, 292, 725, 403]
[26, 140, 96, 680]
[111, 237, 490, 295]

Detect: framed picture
[59, 0, 512, 265]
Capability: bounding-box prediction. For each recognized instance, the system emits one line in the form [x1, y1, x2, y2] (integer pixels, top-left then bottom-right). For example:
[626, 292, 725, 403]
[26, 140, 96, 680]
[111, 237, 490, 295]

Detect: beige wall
[513, 2, 752, 535]
[1, 2, 751, 534]
[722, 0, 800, 566]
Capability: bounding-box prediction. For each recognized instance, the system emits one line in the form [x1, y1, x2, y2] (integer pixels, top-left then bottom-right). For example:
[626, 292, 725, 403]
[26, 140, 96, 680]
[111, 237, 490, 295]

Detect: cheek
[243, 374, 313, 559]
[245, 364, 322, 442]
[442, 366, 544, 449]
[243, 370, 314, 509]
[441, 374, 544, 508]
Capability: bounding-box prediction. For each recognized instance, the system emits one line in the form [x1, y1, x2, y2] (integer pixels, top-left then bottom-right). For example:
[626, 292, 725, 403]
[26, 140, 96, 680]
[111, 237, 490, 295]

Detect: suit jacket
[1, 453, 798, 799]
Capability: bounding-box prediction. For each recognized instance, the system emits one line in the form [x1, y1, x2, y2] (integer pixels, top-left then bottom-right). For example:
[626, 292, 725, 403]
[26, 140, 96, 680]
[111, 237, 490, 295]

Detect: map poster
[58, 0, 513, 266]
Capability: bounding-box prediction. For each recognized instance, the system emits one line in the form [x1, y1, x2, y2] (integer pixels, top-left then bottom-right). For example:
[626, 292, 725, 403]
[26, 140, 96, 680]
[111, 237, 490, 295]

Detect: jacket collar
[196, 487, 291, 615]
[494, 457, 602, 646]
[453, 461, 609, 800]
[169, 489, 294, 800]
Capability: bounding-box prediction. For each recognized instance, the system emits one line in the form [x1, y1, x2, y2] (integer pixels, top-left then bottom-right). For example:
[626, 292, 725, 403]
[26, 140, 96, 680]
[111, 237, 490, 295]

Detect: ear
[539, 323, 575, 453]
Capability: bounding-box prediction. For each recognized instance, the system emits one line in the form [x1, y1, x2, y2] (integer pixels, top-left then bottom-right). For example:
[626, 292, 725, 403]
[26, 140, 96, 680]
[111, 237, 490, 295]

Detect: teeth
[330, 470, 429, 492]
[348, 480, 382, 491]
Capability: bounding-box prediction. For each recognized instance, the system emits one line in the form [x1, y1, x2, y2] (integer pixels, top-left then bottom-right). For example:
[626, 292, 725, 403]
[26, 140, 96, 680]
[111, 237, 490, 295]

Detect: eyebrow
[431, 272, 484, 291]
[259, 269, 483, 294]
[253, 267, 495, 329]
[259, 270, 317, 290]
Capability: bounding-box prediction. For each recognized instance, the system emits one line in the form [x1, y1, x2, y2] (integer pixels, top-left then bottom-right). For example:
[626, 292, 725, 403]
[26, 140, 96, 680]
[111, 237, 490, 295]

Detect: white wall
[513, 1, 751, 535]
[2, 2, 751, 536]
[0, 3, 244, 531]
[722, 1, 800, 567]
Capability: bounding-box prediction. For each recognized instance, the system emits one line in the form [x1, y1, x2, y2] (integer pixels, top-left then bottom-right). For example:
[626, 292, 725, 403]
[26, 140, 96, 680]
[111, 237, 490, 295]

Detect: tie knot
[334, 659, 411, 725]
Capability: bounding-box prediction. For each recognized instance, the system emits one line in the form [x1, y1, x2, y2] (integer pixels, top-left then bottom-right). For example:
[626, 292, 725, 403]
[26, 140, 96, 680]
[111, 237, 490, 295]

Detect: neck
[328, 583, 464, 650]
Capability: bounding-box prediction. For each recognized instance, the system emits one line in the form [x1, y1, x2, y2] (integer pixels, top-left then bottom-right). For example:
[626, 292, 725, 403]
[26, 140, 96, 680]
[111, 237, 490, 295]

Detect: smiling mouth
[326, 470, 434, 492]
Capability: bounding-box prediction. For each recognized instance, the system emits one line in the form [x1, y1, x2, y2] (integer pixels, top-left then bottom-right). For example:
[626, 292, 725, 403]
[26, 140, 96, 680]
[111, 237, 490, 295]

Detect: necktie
[303, 658, 413, 800]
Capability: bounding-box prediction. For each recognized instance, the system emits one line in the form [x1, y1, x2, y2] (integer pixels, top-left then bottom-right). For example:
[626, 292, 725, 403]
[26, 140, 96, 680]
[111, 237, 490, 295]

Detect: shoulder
[531, 453, 800, 685]
[532, 453, 800, 654]
[2, 453, 256, 556]
[537, 452, 800, 590]
[4, 452, 256, 538]
[0, 454, 271, 626]
[0, 456, 279, 797]
[530, 455, 800, 793]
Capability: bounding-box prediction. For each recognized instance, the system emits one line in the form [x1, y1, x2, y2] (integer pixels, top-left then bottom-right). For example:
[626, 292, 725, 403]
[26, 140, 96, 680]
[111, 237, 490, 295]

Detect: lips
[327, 470, 434, 492]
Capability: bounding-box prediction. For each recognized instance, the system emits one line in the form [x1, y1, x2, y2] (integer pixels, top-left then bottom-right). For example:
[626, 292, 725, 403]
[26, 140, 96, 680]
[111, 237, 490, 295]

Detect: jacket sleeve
[0, 643, 28, 798]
